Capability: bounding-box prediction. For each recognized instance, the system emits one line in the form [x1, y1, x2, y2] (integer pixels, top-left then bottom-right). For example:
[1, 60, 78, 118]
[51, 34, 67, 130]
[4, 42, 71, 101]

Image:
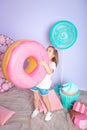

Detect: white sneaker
[31, 109, 39, 118]
[45, 112, 53, 121]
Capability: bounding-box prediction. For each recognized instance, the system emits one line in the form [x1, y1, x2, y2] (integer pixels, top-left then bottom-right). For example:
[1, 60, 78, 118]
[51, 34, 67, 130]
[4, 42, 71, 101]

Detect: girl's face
[47, 47, 54, 60]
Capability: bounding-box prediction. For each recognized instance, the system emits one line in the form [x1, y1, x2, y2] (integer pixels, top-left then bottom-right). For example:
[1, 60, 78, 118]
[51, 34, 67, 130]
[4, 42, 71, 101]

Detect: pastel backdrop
[0, 0, 87, 90]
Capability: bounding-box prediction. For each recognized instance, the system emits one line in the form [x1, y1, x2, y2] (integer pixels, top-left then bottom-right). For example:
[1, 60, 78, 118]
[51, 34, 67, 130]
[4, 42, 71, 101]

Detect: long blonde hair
[47, 46, 58, 66]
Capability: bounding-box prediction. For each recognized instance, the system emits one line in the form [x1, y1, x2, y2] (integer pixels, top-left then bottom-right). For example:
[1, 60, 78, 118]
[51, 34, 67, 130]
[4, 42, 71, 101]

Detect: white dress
[37, 62, 56, 89]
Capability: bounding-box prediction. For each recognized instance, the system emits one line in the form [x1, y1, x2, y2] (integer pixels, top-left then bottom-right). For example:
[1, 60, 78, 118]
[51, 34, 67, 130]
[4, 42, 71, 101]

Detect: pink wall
[0, 0, 87, 90]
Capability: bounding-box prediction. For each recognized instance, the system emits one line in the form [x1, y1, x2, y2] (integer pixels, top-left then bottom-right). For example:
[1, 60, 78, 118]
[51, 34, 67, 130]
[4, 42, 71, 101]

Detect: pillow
[0, 106, 15, 125]
[39, 89, 63, 113]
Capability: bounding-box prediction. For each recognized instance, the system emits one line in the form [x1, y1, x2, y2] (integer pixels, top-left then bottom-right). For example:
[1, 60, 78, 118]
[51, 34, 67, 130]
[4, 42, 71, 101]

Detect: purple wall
[0, 0, 87, 90]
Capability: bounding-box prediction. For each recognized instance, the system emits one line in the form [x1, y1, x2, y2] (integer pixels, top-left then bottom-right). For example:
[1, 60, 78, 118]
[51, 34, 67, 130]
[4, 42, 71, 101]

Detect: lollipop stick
[60, 50, 65, 84]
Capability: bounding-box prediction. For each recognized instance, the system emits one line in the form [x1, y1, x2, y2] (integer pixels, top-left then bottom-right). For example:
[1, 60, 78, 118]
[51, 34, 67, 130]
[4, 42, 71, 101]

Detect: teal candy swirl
[50, 20, 78, 49]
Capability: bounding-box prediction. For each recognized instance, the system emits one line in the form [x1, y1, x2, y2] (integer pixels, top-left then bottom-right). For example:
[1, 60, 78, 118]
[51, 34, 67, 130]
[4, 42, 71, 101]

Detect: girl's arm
[40, 61, 54, 74]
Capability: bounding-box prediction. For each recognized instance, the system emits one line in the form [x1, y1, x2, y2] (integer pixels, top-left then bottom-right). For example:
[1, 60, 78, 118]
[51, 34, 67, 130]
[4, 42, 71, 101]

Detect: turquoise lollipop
[50, 20, 78, 49]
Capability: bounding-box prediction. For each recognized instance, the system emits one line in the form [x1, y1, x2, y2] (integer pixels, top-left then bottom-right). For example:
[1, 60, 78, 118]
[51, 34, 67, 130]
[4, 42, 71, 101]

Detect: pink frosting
[7, 40, 49, 89]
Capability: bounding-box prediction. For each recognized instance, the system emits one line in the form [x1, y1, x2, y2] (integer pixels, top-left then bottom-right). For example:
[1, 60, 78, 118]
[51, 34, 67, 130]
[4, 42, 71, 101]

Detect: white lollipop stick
[60, 50, 65, 84]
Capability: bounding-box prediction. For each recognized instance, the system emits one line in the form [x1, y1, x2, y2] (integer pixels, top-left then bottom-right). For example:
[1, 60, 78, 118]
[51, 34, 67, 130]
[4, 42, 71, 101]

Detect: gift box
[73, 102, 87, 115]
[74, 114, 87, 129]
[68, 109, 82, 122]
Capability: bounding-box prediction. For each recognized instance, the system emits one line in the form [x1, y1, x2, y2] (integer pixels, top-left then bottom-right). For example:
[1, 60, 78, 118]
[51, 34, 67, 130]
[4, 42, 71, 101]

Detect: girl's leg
[31, 91, 40, 118]
[42, 95, 51, 112]
[42, 95, 53, 121]
[33, 91, 40, 109]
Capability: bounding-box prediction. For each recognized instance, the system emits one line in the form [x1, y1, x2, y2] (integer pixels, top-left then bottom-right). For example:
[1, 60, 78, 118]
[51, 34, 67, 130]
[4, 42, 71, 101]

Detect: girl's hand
[39, 60, 47, 66]
[39, 60, 54, 74]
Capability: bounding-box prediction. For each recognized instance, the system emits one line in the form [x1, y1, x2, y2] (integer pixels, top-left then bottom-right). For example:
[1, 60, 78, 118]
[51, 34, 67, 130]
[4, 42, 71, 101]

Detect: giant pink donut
[2, 40, 49, 89]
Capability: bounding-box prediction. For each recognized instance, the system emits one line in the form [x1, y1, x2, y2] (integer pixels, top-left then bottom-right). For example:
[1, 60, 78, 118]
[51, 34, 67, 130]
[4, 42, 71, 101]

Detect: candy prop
[0, 34, 13, 55]
[2, 40, 49, 89]
[23, 57, 38, 74]
[50, 20, 78, 84]
[0, 78, 13, 92]
[50, 20, 78, 49]
[0, 34, 14, 92]
[0, 34, 14, 68]
[60, 90, 80, 109]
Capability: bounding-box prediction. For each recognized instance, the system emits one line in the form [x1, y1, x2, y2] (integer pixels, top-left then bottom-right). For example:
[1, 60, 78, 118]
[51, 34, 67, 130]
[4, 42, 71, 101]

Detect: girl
[31, 46, 58, 121]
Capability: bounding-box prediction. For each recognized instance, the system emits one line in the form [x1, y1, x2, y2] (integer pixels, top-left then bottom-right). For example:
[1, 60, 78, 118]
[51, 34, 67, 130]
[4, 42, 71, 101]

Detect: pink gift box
[73, 102, 87, 115]
[74, 114, 87, 129]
